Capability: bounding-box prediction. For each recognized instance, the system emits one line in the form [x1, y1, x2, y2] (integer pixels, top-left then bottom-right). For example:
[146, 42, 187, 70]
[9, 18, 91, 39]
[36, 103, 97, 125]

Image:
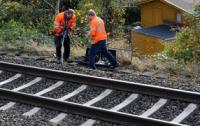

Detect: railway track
[0, 61, 199, 126]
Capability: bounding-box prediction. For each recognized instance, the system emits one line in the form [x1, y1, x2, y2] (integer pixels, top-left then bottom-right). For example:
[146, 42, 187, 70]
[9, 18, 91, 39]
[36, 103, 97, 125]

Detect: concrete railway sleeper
[0, 62, 199, 126]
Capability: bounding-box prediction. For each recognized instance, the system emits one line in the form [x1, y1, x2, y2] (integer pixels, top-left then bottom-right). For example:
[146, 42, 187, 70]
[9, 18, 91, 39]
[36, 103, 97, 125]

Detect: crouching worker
[88, 9, 118, 69]
[54, 9, 76, 64]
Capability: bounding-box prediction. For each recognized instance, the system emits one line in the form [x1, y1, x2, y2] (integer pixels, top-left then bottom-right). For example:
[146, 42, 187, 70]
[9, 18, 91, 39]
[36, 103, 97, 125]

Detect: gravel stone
[0, 56, 199, 93]
[0, 97, 60, 124]
[0, 71, 16, 82]
[67, 86, 105, 104]
[150, 100, 189, 121]
[0, 75, 35, 90]
[93, 90, 131, 109]
[0, 98, 9, 107]
[120, 95, 159, 115]
[31, 108, 61, 121]
[0, 110, 53, 126]
[57, 114, 87, 126]
[6, 103, 34, 115]
[0, 55, 199, 126]
[0, 97, 128, 126]
[182, 106, 200, 126]
[21, 79, 57, 94]
[94, 120, 127, 126]
[42, 81, 80, 99]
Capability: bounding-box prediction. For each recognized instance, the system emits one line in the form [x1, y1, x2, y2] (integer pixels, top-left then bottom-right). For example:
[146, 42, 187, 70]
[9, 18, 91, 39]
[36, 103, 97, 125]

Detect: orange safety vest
[90, 16, 107, 44]
[54, 12, 76, 36]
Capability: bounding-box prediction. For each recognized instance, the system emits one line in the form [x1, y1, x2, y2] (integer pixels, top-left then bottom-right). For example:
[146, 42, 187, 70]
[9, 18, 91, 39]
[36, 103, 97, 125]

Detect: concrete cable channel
[0, 61, 199, 126]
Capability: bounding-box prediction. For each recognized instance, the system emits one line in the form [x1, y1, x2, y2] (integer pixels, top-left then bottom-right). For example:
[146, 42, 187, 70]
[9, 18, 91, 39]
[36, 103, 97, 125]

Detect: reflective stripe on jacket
[54, 12, 76, 36]
[90, 16, 107, 44]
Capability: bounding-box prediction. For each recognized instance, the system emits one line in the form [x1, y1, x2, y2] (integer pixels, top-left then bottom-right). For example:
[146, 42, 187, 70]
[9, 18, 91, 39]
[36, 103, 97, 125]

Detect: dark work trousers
[89, 40, 117, 67]
[54, 35, 71, 60]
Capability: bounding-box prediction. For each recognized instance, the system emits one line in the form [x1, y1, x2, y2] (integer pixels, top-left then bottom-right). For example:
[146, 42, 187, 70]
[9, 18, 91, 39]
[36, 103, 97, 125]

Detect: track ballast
[0, 61, 199, 126]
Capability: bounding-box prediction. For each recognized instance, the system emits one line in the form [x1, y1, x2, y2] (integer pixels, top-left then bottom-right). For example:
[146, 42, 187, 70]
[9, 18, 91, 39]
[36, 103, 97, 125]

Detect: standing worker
[54, 9, 76, 64]
[88, 9, 118, 69]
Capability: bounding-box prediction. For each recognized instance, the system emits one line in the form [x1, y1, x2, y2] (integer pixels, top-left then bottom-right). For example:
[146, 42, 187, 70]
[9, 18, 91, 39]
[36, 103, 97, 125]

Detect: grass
[108, 37, 199, 81]
[71, 46, 86, 58]
[0, 20, 54, 55]
[0, 35, 54, 56]
[108, 37, 133, 65]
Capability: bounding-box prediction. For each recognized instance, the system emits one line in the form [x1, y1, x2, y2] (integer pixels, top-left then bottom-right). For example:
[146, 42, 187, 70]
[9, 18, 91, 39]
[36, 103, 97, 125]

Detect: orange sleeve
[68, 15, 76, 31]
[54, 15, 63, 34]
[90, 20, 97, 37]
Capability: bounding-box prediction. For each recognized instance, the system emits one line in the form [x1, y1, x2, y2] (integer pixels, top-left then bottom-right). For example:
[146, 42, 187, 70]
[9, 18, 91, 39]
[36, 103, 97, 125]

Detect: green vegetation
[0, 20, 53, 53]
[0, 0, 138, 52]
[166, 4, 200, 64]
[0, 0, 55, 52]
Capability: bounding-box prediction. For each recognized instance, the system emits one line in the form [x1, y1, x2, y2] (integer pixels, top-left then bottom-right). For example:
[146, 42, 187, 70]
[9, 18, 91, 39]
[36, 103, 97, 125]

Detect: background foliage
[166, 4, 200, 64]
[0, 0, 141, 50]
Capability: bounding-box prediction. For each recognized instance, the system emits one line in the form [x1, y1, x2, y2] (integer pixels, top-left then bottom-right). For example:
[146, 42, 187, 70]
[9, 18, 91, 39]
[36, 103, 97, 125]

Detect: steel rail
[0, 88, 185, 126]
[0, 61, 200, 104]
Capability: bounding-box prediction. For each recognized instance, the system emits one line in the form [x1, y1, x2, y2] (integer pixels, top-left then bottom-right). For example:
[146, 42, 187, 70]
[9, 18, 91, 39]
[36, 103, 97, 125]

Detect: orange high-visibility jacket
[90, 16, 107, 44]
[54, 12, 76, 36]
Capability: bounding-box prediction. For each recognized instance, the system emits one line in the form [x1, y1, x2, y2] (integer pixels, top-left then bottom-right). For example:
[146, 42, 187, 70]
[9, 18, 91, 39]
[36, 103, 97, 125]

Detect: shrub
[166, 4, 200, 64]
[0, 20, 53, 52]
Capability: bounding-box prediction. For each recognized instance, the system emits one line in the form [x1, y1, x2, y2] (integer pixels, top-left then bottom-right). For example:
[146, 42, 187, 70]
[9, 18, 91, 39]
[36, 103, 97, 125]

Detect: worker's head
[88, 9, 96, 20]
[65, 9, 75, 18]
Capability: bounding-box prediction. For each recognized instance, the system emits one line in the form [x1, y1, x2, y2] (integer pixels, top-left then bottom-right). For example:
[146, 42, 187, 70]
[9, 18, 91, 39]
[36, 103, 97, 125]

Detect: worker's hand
[86, 33, 90, 40]
[60, 32, 65, 37]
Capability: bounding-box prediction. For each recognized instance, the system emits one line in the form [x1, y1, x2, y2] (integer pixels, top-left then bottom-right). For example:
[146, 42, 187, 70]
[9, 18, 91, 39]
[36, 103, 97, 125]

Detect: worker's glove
[60, 27, 68, 37]
[60, 31, 67, 38]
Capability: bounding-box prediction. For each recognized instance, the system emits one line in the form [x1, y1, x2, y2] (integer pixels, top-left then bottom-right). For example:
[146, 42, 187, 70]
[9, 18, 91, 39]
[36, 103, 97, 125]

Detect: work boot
[56, 58, 61, 64]
[109, 63, 119, 69]
[64, 58, 73, 63]
[88, 65, 96, 70]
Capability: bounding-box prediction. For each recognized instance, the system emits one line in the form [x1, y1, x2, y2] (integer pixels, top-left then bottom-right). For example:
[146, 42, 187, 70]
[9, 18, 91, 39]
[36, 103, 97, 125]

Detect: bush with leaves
[0, 20, 53, 52]
[0, 0, 141, 51]
[166, 4, 200, 64]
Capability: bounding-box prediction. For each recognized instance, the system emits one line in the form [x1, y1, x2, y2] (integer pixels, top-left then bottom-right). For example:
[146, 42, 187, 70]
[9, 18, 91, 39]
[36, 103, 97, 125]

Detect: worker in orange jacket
[54, 9, 76, 64]
[88, 9, 118, 69]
